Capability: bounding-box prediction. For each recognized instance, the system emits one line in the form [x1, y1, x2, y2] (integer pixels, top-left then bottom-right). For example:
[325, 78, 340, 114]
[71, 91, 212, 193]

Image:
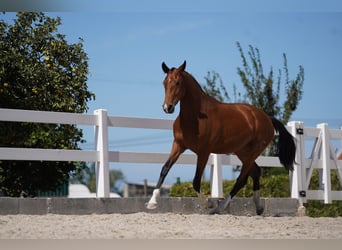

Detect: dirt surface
[0, 213, 341, 239]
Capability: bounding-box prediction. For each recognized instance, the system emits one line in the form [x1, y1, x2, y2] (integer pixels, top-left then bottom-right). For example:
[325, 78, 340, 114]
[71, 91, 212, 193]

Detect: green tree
[203, 71, 229, 102]
[0, 12, 95, 196]
[236, 42, 304, 123]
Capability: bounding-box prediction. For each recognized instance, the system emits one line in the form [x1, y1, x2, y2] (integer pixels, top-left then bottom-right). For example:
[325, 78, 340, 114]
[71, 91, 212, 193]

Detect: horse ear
[179, 60, 186, 71]
[162, 62, 169, 73]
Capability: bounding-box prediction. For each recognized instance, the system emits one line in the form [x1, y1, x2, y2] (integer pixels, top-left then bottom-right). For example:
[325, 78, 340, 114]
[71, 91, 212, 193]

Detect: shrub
[169, 173, 342, 217]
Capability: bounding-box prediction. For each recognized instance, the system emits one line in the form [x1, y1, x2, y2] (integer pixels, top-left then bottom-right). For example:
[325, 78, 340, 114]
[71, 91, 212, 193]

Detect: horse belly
[180, 122, 249, 155]
[210, 128, 253, 154]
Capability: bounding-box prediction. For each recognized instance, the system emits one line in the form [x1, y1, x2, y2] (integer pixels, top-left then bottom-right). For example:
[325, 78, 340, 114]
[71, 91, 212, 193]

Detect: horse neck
[179, 72, 205, 119]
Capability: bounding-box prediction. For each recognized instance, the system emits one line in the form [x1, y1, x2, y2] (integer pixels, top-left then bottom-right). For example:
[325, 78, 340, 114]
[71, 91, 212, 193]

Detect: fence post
[317, 123, 332, 204]
[210, 153, 223, 198]
[287, 121, 306, 213]
[94, 109, 110, 198]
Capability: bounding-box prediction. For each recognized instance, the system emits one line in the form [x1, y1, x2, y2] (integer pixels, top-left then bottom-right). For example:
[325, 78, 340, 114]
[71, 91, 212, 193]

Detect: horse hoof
[256, 207, 264, 215]
[208, 206, 221, 215]
[146, 202, 157, 210]
[206, 199, 215, 209]
[208, 202, 223, 215]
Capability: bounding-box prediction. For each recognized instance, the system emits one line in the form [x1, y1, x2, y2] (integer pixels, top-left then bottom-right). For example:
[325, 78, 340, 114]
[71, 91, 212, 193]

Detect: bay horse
[146, 61, 296, 215]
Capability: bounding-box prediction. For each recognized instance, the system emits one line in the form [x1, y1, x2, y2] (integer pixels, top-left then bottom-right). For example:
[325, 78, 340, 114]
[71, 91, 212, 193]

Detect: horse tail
[271, 117, 296, 171]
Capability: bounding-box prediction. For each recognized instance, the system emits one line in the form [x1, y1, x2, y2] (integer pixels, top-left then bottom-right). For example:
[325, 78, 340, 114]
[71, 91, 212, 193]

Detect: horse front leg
[146, 141, 184, 209]
[145, 158, 173, 210]
[193, 153, 215, 209]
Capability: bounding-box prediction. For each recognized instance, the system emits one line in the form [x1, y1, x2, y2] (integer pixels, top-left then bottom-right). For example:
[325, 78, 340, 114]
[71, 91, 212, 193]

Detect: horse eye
[175, 81, 181, 87]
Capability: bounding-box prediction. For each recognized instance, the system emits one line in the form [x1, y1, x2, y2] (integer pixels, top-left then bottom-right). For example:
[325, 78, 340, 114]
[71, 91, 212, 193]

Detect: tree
[236, 42, 304, 124]
[203, 71, 229, 102]
[0, 12, 95, 196]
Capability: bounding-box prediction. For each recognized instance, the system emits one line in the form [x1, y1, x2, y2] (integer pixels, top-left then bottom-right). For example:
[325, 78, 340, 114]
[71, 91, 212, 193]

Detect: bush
[169, 173, 342, 217]
[305, 169, 342, 217]
[169, 175, 290, 198]
[305, 200, 342, 217]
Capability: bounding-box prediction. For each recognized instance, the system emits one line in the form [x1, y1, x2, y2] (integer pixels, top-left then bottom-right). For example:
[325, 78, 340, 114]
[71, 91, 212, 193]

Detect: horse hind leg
[209, 165, 250, 214]
[209, 161, 264, 215]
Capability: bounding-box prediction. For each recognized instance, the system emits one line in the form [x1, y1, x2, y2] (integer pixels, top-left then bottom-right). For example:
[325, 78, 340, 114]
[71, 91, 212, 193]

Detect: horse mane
[170, 66, 216, 100]
[182, 71, 207, 96]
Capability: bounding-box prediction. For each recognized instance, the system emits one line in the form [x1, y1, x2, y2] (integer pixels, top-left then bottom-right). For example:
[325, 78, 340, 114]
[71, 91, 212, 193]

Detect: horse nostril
[163, 104, 175, 113]
[167, 105, 175, 113]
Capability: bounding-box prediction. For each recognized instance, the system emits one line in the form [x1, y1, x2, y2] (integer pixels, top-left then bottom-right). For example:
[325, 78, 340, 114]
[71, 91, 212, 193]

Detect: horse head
[161, 61, 186, 114]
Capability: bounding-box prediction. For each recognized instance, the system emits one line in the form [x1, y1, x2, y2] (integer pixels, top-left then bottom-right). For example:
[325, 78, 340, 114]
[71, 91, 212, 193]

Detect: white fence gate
[288, 121, 342, 206]
[0, 108, 341, 207]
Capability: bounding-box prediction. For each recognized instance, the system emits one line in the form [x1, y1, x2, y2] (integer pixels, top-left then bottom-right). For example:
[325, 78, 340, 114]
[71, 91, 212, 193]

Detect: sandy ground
[0, 213, 341, 239]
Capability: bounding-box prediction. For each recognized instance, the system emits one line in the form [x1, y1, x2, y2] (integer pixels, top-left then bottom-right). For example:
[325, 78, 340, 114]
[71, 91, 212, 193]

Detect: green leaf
[0, 12, 95, 196]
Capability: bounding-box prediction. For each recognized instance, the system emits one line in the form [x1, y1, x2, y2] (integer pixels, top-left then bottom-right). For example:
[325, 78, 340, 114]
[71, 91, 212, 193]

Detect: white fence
[288, 121, 342, 205]
[0, 108, 341, 206]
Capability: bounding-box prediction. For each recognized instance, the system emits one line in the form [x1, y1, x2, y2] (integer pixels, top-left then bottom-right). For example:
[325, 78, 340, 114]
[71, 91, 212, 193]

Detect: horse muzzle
[163, 103, 175, 114]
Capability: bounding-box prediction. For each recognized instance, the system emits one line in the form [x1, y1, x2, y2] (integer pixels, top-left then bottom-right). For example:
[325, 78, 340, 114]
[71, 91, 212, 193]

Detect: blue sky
[2, 1, 342, 186]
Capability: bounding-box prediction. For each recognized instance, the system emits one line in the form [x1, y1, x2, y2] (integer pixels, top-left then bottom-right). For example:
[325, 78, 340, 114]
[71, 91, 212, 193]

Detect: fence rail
[0, 108, 341, 206]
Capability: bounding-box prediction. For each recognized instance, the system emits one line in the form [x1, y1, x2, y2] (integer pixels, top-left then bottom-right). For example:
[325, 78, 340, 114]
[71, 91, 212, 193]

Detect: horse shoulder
[172, 116, 184, 142]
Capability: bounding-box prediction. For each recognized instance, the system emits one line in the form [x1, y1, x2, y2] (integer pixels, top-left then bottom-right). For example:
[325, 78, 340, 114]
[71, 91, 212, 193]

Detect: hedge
[169, 171, 342, 217]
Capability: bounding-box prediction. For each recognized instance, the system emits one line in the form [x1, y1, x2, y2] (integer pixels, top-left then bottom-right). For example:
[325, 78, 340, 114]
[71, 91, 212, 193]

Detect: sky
[2, 1, 342, 187]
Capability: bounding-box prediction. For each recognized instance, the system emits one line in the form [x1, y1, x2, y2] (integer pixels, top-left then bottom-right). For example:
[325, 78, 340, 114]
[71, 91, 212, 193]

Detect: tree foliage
[236, 42, 304, 123]
[0, 12, 95, 196]
[203, 71, 229, 102]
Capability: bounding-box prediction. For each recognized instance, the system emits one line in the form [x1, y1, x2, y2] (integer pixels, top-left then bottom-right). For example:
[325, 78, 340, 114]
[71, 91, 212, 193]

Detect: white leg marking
[146, 189, 160, 209]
